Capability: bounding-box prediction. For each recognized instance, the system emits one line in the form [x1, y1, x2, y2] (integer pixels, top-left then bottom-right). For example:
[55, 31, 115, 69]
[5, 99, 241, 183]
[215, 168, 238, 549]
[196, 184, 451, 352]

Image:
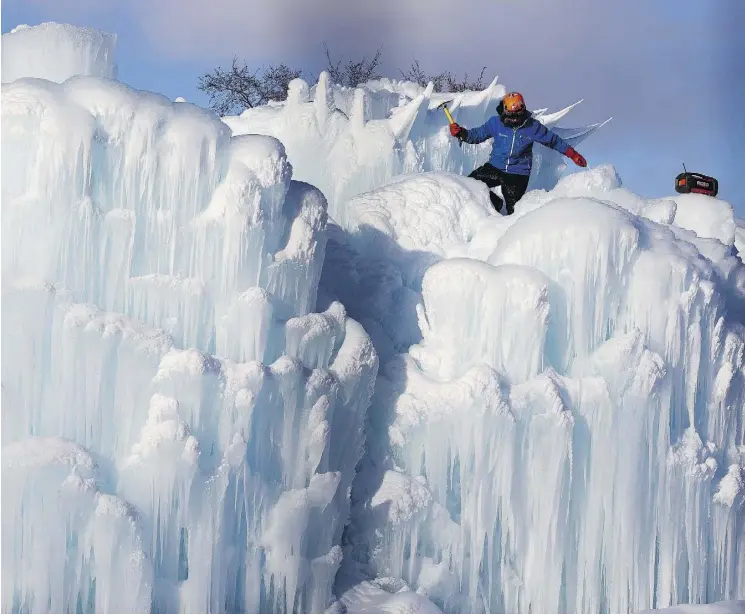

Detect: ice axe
[438, 100, 455, 124]
[437, 100, 461, 148]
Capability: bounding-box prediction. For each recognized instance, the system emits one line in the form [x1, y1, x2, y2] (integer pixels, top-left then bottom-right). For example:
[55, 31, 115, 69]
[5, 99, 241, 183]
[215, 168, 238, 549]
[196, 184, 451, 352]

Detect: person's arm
[532, 122, 587, 167]
[450, 120, 492, 145]
[532, 122, 570, 153]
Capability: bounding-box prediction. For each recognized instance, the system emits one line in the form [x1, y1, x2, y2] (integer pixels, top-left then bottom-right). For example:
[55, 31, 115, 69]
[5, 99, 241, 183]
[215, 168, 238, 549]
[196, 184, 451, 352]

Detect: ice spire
[314, 71, 336, 133]
[475, 75, 500, 117]
[388, 81, 433, 143]
[350, 87, 366, 132]
[539, 98, 584, 125]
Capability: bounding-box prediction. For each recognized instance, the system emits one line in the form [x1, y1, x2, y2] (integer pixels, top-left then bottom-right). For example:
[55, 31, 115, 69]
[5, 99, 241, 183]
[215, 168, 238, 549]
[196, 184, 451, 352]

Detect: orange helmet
[503, 92, 526, 113]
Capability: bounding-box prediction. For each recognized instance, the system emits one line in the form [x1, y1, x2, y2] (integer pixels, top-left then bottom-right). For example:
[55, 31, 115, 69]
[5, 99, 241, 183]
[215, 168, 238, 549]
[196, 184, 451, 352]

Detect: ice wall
[223, 72, 608, 217]
[334, 167, 745, 613]
[1, 55, 378, 612]
[2, 22, 117, 83]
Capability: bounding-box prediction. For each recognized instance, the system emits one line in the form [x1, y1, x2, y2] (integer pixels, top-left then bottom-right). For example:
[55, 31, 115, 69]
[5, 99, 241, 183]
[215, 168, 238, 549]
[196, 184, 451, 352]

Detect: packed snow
[2, 22, 744, 614]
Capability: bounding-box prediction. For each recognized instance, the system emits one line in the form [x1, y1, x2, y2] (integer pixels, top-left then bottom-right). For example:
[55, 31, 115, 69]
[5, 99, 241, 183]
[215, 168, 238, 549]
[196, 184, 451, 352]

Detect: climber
[450, 92, 587, 215]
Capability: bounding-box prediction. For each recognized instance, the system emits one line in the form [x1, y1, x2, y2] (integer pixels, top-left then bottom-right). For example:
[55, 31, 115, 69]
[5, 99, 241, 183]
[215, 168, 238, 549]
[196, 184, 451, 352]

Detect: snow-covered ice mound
[336, 166, 745, 613]
[1, 22, 117, 83]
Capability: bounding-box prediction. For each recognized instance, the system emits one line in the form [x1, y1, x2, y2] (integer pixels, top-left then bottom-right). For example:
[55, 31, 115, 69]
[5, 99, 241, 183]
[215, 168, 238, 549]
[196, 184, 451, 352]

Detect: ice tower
[2, 23, 377, 613]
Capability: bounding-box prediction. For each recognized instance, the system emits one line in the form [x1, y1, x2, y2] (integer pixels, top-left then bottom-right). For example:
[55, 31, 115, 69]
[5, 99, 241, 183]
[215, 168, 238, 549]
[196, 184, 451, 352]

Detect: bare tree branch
[322, 42, 383, 87]
[323, 42, 344, 85]
[401, 60, 489, 92]
[198, 57, 302, 115]
[198, 48, 490, 116]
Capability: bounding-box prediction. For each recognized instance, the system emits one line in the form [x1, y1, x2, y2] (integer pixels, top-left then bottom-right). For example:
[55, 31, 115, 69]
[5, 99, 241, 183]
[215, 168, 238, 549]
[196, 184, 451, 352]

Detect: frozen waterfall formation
[3, 22, 745, 614]
[2, 23, 377, 614]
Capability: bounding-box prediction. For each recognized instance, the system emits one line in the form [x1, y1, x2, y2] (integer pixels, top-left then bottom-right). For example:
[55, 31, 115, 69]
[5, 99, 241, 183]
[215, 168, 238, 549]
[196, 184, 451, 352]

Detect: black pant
[468, 163, 530, 215]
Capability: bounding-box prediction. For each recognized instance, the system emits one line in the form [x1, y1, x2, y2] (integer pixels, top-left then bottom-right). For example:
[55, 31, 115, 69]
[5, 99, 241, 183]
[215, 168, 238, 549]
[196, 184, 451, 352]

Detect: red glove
[566, 146, 587, 167]
[449, 123, 466, 139]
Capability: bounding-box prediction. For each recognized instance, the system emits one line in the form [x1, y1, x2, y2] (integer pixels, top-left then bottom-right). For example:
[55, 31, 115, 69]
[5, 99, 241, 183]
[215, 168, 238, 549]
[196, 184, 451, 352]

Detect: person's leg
[468, 164, 505, 212]
[499, 172, 531, 215]
[486, 189, 504, 213]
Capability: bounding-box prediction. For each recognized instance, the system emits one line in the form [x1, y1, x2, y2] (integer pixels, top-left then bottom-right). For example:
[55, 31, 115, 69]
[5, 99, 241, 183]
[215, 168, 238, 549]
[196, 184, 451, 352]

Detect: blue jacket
[462, 111, 570, 176]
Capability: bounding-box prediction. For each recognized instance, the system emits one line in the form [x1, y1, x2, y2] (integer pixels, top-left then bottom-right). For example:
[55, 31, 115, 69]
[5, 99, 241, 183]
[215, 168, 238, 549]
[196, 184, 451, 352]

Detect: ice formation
[3, 21, 744, 615]
[1, 22, 117, 84]
[642, 600, 745, 614]
[2, 24, 376, 614]
[340, 167, 745, 613]
[735, 218, 745, 260]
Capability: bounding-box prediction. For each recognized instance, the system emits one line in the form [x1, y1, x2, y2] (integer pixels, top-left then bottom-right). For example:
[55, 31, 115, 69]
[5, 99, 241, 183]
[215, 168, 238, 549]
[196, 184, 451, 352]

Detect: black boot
[489, 190, 504, 213]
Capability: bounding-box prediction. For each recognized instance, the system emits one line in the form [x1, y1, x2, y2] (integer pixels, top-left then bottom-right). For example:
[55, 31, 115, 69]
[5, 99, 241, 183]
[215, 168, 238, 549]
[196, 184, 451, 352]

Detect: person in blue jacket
[450, 91, 587, 215]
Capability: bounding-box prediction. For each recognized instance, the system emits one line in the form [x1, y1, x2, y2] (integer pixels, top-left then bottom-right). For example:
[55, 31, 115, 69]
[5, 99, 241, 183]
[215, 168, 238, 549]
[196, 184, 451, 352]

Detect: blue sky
[3, 0, 744, 216]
